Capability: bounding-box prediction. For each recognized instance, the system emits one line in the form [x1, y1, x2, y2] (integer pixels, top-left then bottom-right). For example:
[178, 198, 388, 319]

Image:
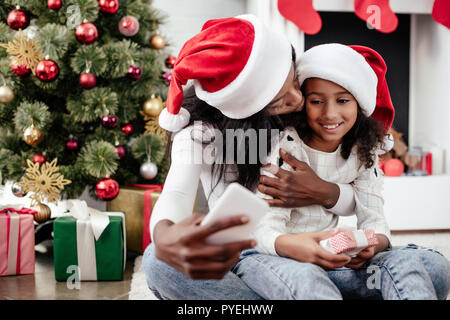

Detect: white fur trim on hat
[298, 43, 378, 117]
[159, 107, 190, 132]
[193, 14, 292, 119]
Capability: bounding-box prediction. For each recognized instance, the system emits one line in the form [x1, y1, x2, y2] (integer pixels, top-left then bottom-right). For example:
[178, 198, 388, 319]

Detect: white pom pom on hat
[158, 14, 292, 132]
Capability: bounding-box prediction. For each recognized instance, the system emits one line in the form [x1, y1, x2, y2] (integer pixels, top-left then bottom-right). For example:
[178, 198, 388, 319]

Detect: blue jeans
[142, 243, 263, 300]
[142, 243, 450, 300]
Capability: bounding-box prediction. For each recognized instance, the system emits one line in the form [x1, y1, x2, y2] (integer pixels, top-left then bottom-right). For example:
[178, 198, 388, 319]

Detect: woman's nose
[285, 86, 303, 108]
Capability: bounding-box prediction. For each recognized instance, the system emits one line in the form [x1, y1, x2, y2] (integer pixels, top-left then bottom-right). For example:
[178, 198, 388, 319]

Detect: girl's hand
[153, 214, 257, 280]
[275, 229, 351, 270]
[345, 247, 376, 269]
[258, 149, 340, 209]
[345, 234, 390, 269]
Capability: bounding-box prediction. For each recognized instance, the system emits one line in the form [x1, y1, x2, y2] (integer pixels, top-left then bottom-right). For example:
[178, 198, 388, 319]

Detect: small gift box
[320, 229, 378, 257]
[53, 200, 126, 281]
[0, 205, 36, 276]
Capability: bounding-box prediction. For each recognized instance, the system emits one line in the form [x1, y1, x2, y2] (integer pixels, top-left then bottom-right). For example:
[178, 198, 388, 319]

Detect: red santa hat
[159, 14, 292, 132]
[298, 43, 395, 132]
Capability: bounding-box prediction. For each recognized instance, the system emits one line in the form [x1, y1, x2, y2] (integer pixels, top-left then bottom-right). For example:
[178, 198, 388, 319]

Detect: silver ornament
[140, 161, 158, 180]
[0, 85, 14, 103]
[11, 182, 25, 197]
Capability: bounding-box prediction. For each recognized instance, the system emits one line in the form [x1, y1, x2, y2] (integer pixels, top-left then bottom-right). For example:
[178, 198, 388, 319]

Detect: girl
[236, 43, 450, 300]
[143, 15, 357, 300]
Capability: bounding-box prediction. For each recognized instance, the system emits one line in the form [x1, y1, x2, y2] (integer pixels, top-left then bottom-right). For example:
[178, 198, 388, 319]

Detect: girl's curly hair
[295, 106, 386, 169]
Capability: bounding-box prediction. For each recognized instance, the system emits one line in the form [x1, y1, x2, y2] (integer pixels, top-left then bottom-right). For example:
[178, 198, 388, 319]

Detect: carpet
[129, 255, 158, 300]
[128, 233, 450, 300]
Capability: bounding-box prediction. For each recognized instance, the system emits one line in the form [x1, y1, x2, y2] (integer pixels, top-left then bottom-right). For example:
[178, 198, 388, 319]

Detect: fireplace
[248, 0, 450, 230]
[304, 12, 411, 143]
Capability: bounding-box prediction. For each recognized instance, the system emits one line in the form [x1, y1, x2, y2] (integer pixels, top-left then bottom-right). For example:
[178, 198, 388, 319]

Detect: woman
[143, 14, 356, 300]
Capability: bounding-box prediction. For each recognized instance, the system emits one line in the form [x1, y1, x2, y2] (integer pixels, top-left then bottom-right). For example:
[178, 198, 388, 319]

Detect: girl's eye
[309, 100, 322, 105]
[337, 99, 350, 104]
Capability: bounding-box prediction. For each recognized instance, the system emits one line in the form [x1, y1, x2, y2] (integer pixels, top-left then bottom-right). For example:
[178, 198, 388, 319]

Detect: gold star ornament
[19, 158, 71, 206]
[0, 30, 43, 74]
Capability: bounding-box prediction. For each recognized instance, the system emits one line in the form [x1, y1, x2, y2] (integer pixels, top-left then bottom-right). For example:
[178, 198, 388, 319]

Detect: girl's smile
[303, 78, 358, 152]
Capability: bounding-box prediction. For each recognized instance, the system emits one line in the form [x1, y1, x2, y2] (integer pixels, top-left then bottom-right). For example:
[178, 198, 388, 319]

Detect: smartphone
[200, 183, 269, 244]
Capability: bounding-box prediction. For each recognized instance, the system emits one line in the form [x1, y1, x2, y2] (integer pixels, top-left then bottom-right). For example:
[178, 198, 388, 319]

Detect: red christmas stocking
[277, 0, 322, 35]
[354, 0, 398, 33]
[432, 0, 450, 29]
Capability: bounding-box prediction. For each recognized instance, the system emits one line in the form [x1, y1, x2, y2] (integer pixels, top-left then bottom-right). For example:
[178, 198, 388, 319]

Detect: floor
[2, 232, 450, 300]
[0, 240, 139, 300]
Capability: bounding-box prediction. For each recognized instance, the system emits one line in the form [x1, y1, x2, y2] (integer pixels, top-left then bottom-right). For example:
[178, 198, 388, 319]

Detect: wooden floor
[0, 240, 138, 300]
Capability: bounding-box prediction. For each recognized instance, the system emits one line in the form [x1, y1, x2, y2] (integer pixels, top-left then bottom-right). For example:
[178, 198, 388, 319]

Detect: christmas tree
[0, 0, 174, 201]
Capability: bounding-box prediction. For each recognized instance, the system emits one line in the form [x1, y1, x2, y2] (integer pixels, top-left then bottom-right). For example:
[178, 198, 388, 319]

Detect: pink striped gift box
[0, 209, 36, 276]
[320, 229, 378, 257]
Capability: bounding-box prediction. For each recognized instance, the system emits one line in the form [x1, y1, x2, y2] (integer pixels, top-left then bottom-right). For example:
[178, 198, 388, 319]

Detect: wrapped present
[53, 200, 126, 281]
[320, 229, 378, 257]
[107, 185, 163, 253]
[0, 205, 36, 276]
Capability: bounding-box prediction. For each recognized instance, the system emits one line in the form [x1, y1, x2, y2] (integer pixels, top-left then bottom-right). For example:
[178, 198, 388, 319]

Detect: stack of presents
[1, 184, 170, 281]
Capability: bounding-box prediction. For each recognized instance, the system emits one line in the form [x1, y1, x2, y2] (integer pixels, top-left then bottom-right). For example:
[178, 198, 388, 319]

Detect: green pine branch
[67, 87, 119, 123]
[13, 100, 52, 133]
[78, 140, 119, 178]
[131, 133, 165, 165]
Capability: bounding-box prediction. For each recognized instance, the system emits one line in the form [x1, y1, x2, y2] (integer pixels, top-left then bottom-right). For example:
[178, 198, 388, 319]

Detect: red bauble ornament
[127, 65, 142, 80]
[162, 71, 172, 84]
[35, 59, 59, 82]
[10, 58, 31, 77]
[121, 124, 133, 136]
[75, 22, 98, 44]
[95, 178, 120, 200]
[79, 72, 96, 89]
[7, 9, 29, 30]
[101, 114, 118, 128]
[165, 55, 177, 69]
[99, 0, 119, 14]
[32, 153, 46, 165]
[47, 0, 62, 10]
[66, 140, 79, 151]
[384, 158, 404, 177]
[115, 146, 126, 159]
[118, 16, 140, 37]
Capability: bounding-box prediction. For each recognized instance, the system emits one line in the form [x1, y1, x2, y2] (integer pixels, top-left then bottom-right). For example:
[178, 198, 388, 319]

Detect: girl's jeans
[142, 243, 450, 300]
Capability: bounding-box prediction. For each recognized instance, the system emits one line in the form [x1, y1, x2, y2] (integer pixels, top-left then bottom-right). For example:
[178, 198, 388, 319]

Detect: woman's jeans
[142, 243, 450, 300]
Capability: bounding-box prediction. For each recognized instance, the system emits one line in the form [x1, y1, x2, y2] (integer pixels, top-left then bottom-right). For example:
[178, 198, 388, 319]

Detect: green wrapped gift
[53, 200, 126, 281]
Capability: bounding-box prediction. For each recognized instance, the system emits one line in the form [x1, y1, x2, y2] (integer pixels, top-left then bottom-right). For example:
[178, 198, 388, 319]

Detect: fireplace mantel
[248, 0, 450, 230]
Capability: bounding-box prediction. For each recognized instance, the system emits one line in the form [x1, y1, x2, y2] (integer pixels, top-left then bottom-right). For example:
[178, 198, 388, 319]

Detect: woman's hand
[258, 149, 340, 209]
[275, 229, 351, 269]
[153, 214, 257, 280]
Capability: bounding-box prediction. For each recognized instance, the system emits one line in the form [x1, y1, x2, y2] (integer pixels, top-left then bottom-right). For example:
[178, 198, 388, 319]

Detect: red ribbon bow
[129, 184, 164, 252]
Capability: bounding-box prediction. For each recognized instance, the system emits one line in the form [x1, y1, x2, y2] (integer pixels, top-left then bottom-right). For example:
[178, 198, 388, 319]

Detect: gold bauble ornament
[31, 202, 51, 223]
[149, 34, 165, 50]
[142, 94, 164, 117]
[23, 124, 43, 146]
[0, 85, 14, 103]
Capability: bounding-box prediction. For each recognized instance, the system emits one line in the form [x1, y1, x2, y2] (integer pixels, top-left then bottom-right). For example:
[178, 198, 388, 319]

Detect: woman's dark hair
[295, 94, 386, 169]
[166, 46, 300, 193]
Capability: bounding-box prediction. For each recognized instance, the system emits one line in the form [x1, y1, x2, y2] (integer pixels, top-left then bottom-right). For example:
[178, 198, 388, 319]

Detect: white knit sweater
[252, 126, 391, 256]
[149, 125, 357, 241]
